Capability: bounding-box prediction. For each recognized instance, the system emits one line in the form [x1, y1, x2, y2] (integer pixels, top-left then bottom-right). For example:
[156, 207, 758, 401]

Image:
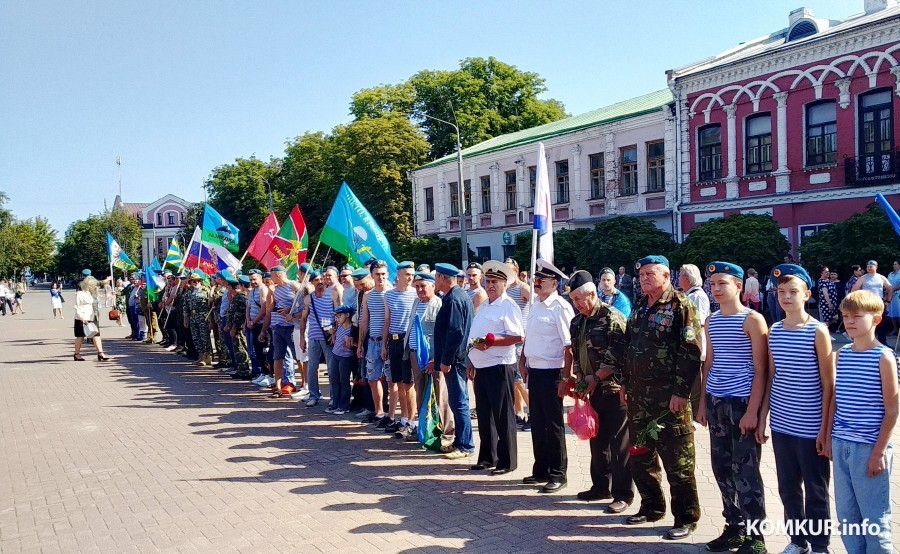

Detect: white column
[605, 133, 617, 214]
[773, 92, 791, 194]
[489, 162, 501, 217]
[468, 164, 477, 230]
[437, 175, 447, 233]
[570, 144, 582, 204]
[724, 104, 739, 200]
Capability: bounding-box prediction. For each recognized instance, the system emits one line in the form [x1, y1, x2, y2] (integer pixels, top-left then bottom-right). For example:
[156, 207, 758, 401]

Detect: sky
[0, 0, 858, 236]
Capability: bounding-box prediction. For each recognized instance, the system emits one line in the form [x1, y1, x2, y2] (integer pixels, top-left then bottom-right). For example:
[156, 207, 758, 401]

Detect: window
[476, 246, 491, 262]
[555, 160, 569, 204]
[806, 101, 837, 166]
[528, 166, 536, 206]
[180, 212, 185, 224]
[746, 113, 773, 174]
[502, 244, 515, 259]
[463, 179, 472, 215]
[620, 146, 638, 196]
[480, 175, 491, 213]
[157, 238, 164, 256]
[424, 187, 434, 221]
[167, 212, 176, 225]
[589, 153, 605, 199]
[449, 182, 460, 217]
[859, 89, 894, 178]
[799, 224, 832, 243]
[505, 171, 516, 210]
[647, 141, 665, 192]
[698, 125, 722, 181]
[156, 213, 162, 226]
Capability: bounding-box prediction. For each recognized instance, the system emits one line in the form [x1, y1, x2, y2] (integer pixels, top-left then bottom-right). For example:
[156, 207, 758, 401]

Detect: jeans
[443, 363, 474, 452]
[245, 327, 260, 376]
[307, 338, 333, 401]
[767, 291, 783, 323]
[220, 320, 236, 367]
[271, 325, 296, 386]
[329, 354, 354, 410]
[832, 438, 893, 554]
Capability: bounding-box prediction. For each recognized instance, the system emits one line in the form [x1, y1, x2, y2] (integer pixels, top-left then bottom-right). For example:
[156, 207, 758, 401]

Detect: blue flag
[201, 205, 240, 253]
[876, 194, 900, 238]
[319, 182, 398, 278]
[414, 314, 430, 370]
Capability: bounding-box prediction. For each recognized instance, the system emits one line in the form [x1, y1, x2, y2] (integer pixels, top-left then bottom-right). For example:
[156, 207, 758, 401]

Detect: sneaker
[706, 525, 747, 552]
[165, 345, 178, 352]
[394, 425, 412, 439]
[735, 538, 766, 554]
[515, 414, 526, 426]
[259, 376, 274, 387]
[354, 409, 374, 419]
[291, 389, 310, 400]
[375, 416, 393, 429]
[250, 375, 265, 385]
[444, 449, 472, 460]
[332, 409, 346, 415]
[384, 421, 402, 433]
[324, 406, 336, 414]
[361, 414, 380, 423]
[521, 421, 532, 432]
[780, 545, 810, 554]
[405, 427, 419, 441]
[305, 398, 318, 408]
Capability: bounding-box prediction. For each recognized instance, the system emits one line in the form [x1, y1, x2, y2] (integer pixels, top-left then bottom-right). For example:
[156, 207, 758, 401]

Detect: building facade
[113, 194, 190, 267]
[409, 90, 676, 262]
[669, 0, 900, 254]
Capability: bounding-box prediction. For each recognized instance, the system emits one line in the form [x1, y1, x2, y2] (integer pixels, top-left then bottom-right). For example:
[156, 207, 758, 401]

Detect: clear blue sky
[0, 0, 855, 236]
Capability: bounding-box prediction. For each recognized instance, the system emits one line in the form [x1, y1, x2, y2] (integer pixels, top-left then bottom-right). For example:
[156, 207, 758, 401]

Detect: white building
[408, 89, 676, 262]
[113, 194, 191, 267]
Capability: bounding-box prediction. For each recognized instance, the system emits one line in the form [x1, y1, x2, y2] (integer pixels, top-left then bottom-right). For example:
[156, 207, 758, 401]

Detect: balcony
[844, 150, 900, 187]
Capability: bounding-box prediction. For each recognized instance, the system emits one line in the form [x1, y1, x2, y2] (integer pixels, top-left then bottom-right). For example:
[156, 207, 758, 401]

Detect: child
[697, 262, 769, 554]
[758, 264, 833, 554]
[328, 305, 357, 415]
[830, 290, 898, 554]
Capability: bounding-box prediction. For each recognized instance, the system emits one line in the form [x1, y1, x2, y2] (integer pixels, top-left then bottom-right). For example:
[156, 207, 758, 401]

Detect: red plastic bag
[568, 398, 598, 440]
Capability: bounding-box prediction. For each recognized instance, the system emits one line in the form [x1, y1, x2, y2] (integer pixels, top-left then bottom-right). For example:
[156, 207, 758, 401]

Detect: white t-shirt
[523, 292, 575, 369]
[467, 293, 524, 367]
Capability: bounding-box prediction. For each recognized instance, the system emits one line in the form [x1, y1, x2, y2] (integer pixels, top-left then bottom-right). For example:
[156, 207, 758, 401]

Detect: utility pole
[116, 156, 122, 198]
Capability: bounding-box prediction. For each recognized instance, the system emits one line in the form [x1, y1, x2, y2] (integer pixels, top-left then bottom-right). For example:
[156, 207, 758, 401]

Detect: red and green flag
[265, 205, 307, 278]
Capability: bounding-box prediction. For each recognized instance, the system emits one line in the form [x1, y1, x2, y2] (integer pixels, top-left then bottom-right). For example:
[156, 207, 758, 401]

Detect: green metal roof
[418, 89, 673, 170]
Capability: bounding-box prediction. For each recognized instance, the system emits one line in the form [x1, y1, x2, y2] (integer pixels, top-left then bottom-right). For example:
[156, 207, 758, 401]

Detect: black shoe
[361, 414, 379, 423]
[706, 524, 747, 552]
[605, 499, 631, 514]
[515, 414, 526, 426]
[576, 489, 611, 502]
[384, 421, 402, 433]
[625, 512, 665, 525]
[490, 467, 515, 476]
[469, 462, 493, 471]
[664, 523, 697, 540]
[735, 538, 767, 554]
[522, 475, 550, 485]
[539, 481, 567, 494]
[375, 417, 393, 429]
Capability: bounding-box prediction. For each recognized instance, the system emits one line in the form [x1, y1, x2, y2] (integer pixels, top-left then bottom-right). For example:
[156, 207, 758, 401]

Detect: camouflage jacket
[227, 290, 247, 329]
[208, 286, 225, 322]
[624, 284, 701, 429]
[570, 298, 627, 395]
[183, 286, 210, 319]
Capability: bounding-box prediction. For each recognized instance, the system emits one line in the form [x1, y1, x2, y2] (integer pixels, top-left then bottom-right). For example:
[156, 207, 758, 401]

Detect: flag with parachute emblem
[106, 231, 138, 271]
[246, 211, 281, 269]
[201, 204, 240, 253]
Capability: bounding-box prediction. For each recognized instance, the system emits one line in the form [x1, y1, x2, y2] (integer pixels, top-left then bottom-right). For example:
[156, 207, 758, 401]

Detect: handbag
[108, 309, 120, 321]
[83, 321, 99, 338]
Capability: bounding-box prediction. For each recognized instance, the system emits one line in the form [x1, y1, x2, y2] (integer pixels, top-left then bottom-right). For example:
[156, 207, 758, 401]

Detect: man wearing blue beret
[430, 263, 475, 458]
[624, 255, 702, 540]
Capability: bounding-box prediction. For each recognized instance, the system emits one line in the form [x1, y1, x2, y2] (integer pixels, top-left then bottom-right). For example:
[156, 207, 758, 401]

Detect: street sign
[502, 231, 512, 245]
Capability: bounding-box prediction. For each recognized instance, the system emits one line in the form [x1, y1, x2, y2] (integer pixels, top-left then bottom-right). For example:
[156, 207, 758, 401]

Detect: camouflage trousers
[190, 314, 212, 355]
[706, 394, 766, 525]
[629, 405, 701, 527]
[211, 315, 227, 360]
[232, 326, 251, 374]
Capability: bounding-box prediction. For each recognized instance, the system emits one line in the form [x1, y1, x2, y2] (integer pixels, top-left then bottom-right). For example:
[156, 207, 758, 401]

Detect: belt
[371, 336, 383, 342]
[390, 332, 406, 341]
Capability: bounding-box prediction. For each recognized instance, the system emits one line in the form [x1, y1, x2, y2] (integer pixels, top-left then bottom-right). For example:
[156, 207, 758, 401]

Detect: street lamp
[422, 111, 468, 269]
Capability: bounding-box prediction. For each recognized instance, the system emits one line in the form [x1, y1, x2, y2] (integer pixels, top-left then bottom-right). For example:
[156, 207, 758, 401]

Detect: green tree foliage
[203, 157, 279, 251]
[676, 214, 790, 274]
[56, 208, 142, 278]
[278, 132, 334, 234]
[799, 203, 900, 274]
[581, 217, 678, 274]
[349, 82, 415, 120]
[0, 217, 57, 277]
[0, 191, 13, 228]
[512, 228, 590, 273]
[392, 235, 475, 269]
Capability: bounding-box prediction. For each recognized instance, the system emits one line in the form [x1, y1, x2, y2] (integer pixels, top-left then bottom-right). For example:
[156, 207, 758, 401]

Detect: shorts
[387, 334, 412, 385]
[292, 326, 308, 363]
[272, 325, 295, 362]
[365, 337, 385, 381]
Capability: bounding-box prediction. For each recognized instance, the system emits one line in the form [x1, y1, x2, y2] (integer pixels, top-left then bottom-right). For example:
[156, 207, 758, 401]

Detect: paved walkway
[1, 286, 899, 553]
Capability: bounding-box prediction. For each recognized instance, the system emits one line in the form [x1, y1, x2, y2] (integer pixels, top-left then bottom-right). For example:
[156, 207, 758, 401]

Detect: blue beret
[416, 264, 430, 272]
[219, 270, 238, 284]
[179, 274, 189, 280]
[397, 261, 415, 270]
[342, 264, 354, 271]
[308, 269, 322, 280]
[635, 255, 669, 270]
[238, 275, 250, 286]
[299, 263, 311, 273]
[334, 305, 356, 315]
[435, 263, 460, 277]
[705, 261, 744, 281]
[163, 270, 173, 277]
[235, 270, 243, 276]
[771, 264, 812, 289]
[248, 269, 263, 275]
[270, 265, 286, 273]
[81, 269, 92, 276]
[414, 272, 435, 283]
[351, 268, 370, 279]
[599, 266, 614, 276]
[263, 272, 271, 279]
[466, 262, 482, 271]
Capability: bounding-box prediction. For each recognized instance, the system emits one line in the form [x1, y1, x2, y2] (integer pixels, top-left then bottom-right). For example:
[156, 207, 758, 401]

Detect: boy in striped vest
[697, 262, 769, 554]
[758, 264, 833, 554]
[829, 290, 898, 553]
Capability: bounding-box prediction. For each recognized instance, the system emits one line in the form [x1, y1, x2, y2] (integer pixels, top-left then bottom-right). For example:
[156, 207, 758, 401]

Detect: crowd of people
[63, 252, 899, 554]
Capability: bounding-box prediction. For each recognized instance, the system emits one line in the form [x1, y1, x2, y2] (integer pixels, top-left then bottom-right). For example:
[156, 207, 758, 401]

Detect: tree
[0, 217, 57, 277]
[204, 157, 279, 252]
[56, 208, 142, 278]
[676, 214, 790, 274]
[579, 217, 678, 274]
[392, 235, 475, 269]
[277, 132, 336, 235]
[0, 191, 12, 229]
[799, 203, 900, 274]
[512, 228, 590, 272]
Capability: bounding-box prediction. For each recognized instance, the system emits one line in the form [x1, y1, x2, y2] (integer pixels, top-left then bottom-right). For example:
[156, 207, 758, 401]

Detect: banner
[145, 264, 164, 302]
[533, 142, 554, 263]
[164, 238, 183, 271]
[246, 211, 281, 269]
[265, 205, 308, 277]
[319, 182, 398, 277]
[201, 204, 240, 253]
[106, 231, 138, 271]
[184, 226, 241, 275]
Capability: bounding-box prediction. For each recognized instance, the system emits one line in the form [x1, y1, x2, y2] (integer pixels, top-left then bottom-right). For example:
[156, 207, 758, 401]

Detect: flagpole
[529, 229, 538, 306]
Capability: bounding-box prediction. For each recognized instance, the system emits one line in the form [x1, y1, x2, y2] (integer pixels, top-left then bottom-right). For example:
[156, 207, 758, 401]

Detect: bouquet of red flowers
[628, 411, 670, 456]
[466, 333, 495, 354]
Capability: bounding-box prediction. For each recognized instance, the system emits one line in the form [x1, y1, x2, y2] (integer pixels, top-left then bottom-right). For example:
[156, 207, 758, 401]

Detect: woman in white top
[73, 276, 110, 361]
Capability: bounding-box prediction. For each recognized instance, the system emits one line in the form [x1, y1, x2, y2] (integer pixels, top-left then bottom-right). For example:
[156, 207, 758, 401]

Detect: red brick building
[668, 1, 900, 254]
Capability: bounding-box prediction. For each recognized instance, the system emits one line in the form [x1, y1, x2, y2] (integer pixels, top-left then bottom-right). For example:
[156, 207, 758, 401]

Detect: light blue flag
[319, 182, 398, 278]
[414, 314, 430, 370]
[201, 204, 240, 253]
[876, 194, 900, 239]
[106, 231, 137, 271]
